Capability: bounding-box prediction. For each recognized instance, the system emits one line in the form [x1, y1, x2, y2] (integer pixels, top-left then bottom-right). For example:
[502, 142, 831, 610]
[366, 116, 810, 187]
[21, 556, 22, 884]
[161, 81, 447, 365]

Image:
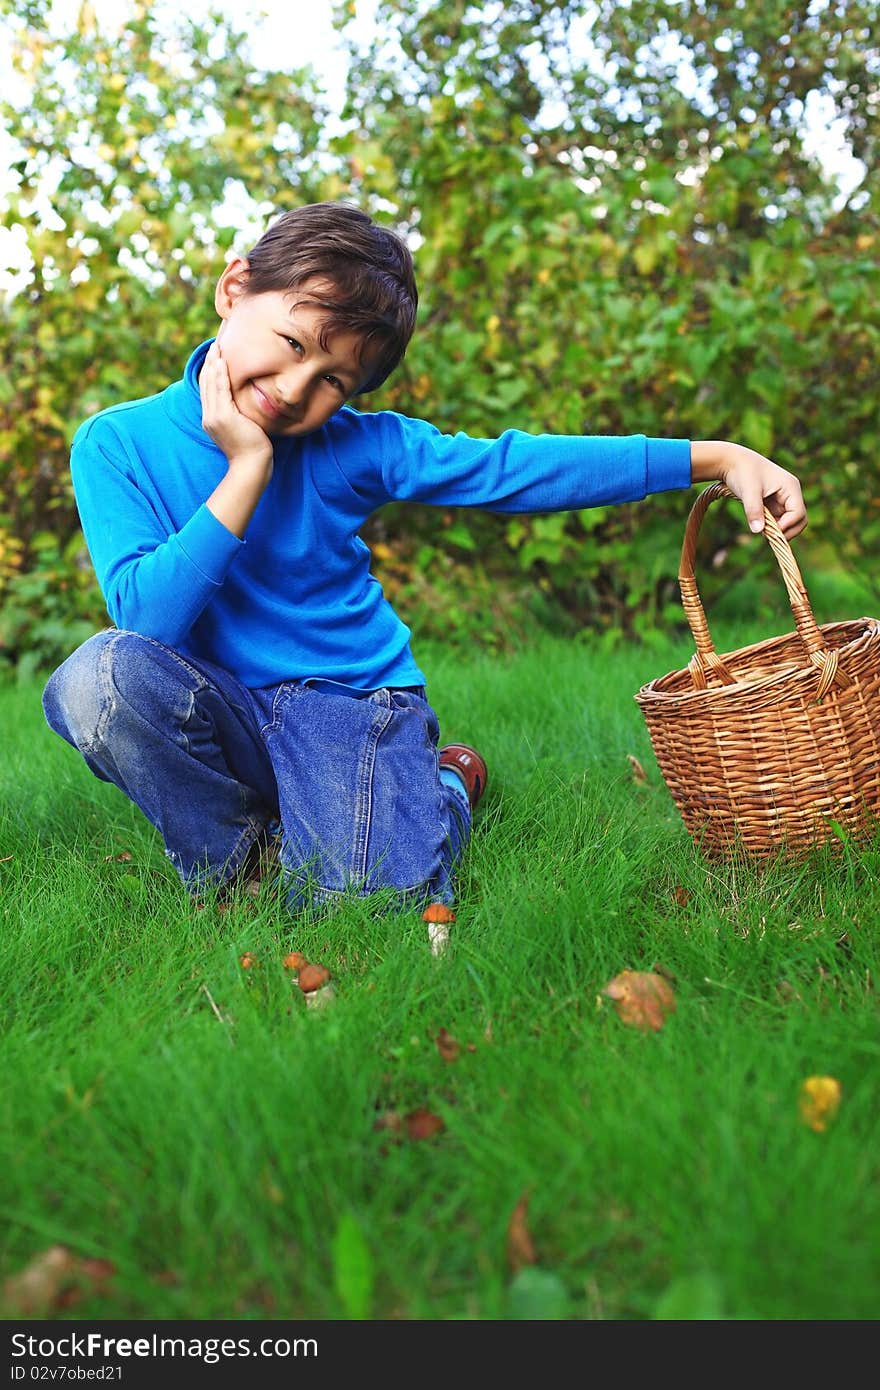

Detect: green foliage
[0, 530, 105, 682]
[347, 0, 879, 640]
[1, 0, 877, 669]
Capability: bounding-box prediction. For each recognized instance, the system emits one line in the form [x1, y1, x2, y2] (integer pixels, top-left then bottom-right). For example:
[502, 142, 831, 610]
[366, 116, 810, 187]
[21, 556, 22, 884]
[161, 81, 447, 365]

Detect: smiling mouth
[253, 384, 298, 423]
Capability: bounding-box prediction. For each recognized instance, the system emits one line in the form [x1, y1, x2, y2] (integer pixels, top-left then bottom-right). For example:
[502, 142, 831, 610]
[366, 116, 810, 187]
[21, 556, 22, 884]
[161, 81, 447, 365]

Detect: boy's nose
[278, 367, 309, 409]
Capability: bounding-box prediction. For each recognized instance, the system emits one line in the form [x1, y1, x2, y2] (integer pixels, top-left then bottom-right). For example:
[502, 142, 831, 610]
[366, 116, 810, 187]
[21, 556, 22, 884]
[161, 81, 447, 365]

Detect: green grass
[2, 629, 879, 1321]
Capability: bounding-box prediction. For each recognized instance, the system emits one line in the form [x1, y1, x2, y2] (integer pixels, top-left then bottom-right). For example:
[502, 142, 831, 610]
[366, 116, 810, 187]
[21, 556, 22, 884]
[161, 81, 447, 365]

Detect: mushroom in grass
[421, 902, 456, 956]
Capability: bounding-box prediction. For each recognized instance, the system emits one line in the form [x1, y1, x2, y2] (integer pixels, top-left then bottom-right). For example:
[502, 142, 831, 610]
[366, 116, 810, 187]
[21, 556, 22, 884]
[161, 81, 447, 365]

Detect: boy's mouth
[252, 383, 298, 424]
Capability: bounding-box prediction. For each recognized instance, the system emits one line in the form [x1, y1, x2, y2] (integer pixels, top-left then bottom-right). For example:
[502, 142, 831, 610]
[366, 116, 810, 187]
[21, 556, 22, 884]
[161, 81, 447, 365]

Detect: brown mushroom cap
[282, 951, 308, 972]
[421, 903, 456, 924]
[297, 962, 331, 994]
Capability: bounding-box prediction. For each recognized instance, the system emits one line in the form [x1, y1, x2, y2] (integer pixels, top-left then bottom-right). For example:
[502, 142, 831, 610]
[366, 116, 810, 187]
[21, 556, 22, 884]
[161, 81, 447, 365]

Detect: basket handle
[679, 482, 851, 696]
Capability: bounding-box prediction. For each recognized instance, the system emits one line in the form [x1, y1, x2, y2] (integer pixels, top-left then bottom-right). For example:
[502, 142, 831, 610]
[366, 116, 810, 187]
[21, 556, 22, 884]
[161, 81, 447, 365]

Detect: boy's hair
[244, 203, 418, 393]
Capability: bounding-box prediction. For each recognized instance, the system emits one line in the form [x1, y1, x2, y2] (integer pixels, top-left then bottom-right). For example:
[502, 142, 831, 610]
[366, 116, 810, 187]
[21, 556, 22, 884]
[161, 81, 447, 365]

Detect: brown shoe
[438, 743, 488, 811]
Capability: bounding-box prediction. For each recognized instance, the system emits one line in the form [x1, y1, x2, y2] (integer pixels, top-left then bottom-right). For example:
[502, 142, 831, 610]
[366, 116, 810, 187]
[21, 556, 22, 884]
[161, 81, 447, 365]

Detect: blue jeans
[42, 630, 470, 909]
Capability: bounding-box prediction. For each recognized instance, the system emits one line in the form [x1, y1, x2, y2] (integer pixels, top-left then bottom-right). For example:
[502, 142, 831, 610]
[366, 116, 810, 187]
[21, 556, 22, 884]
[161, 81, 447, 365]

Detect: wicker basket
[634, 482, 880, 858]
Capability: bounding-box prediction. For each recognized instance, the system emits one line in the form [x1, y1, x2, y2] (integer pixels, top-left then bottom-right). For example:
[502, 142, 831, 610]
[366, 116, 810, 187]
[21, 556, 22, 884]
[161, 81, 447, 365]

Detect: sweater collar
[162, 339, 215, 440]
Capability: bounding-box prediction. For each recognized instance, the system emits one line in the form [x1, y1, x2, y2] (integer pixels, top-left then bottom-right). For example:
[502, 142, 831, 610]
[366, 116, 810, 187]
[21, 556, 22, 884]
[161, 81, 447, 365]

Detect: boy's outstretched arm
[690, 440, 806, 540]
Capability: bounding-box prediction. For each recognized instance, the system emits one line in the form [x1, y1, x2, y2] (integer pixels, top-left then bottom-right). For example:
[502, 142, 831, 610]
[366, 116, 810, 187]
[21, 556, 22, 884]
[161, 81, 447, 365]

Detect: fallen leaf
[435, 1027, 460, 1062]
[799, 1076, 842, 1132]
[298, 962, 331, 994]
[672, 885, 690, 907]
[404, 1108, 445, 1141]
[2, 1247, 114, 1316]
[627, 754, 647, 783]
[282, 951, 308, 972]
[507, 1191, 537, 1272]
[2, 1246, 76, 1315]
[239, 951, 258, 969]
[602, 970, 677, 1032]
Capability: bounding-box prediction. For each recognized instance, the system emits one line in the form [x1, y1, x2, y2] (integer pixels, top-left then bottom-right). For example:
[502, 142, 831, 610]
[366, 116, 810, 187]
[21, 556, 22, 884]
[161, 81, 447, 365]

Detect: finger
[778, 511, 807, 540]
[766, 485, 807, 540]
[202, 346, 230, 391]
[739, 483, 766, 534]
[210, 354, 235, 406]
[199, 342, 219, 394]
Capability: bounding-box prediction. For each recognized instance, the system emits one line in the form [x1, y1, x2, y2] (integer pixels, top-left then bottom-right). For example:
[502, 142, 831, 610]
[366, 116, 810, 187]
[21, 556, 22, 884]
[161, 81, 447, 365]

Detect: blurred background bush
[1, 0, 877, 678]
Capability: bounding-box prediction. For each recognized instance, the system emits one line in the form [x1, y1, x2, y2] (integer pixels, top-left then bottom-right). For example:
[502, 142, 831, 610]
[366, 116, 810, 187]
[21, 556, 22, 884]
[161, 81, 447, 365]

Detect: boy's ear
[214, 256, 251, 320]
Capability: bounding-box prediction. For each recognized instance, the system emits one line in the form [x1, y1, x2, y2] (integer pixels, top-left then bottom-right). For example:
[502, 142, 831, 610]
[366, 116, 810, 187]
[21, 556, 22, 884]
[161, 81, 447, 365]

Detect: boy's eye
[324, 375, 345, 393]
[285, 337, 303, 353]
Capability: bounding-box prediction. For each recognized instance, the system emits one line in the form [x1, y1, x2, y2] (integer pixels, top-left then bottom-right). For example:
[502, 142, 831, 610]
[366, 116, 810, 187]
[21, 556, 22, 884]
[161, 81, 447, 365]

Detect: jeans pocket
[385, 688, 439, 745]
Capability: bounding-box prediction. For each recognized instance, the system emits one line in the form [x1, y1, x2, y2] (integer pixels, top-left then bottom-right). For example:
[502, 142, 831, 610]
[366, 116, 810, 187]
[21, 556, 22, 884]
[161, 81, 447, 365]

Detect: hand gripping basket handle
[679, 482, 851, 697]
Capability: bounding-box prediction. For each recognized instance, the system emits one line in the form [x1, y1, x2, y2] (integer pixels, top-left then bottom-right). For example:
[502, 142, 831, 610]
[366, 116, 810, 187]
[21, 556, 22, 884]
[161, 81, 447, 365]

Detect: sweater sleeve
[71, 417, 243, 647]
[333, 410, 692, 511]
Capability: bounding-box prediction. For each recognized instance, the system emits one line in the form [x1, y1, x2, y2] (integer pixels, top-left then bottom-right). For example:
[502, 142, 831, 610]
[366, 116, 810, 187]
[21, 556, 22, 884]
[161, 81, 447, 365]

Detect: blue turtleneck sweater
[69, 339, 691, 690]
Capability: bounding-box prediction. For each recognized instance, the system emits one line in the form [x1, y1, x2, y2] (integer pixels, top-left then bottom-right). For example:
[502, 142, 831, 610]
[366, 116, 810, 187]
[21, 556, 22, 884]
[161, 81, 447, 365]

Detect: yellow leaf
[798, 1076, 842, 1132]
[633, 241, 658, 275]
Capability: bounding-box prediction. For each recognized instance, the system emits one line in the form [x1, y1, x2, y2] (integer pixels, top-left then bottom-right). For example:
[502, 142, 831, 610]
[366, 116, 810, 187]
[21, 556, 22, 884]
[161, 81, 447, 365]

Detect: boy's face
[213, 259, 376, 438]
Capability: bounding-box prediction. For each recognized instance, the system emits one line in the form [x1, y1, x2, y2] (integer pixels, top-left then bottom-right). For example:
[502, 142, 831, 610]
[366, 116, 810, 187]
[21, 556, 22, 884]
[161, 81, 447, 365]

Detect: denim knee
[42, 629, 197, 755]
[42, 630, 118, 752]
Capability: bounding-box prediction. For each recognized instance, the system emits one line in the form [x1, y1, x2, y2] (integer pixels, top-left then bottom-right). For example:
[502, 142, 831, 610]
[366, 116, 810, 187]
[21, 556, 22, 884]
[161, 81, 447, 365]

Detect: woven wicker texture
[635, 483, 880, 858]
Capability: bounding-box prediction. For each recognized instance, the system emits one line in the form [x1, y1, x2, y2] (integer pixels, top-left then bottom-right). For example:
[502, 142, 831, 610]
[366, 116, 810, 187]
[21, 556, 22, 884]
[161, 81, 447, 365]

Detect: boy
[42, 202, 806, 912]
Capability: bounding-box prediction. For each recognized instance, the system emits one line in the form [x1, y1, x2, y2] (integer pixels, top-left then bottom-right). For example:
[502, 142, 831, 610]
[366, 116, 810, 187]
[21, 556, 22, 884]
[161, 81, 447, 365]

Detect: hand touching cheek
[199, 341, 273, 472]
